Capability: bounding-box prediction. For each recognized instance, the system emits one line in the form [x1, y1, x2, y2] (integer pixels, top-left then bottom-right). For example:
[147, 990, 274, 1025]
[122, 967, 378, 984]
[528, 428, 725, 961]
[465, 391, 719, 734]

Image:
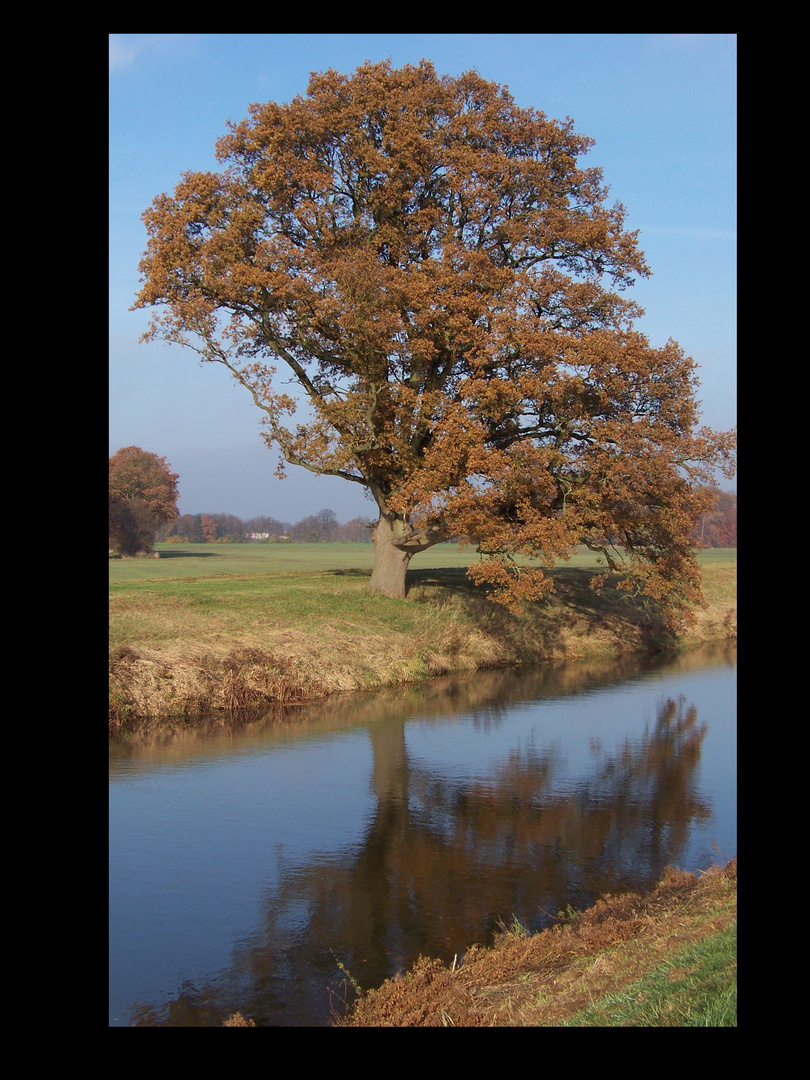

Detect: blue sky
[110, 33, 737, 523]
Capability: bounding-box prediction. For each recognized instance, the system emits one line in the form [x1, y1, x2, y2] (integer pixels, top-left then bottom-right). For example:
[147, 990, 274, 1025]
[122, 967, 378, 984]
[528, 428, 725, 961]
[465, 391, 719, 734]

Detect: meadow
[109, 540, 622, 583]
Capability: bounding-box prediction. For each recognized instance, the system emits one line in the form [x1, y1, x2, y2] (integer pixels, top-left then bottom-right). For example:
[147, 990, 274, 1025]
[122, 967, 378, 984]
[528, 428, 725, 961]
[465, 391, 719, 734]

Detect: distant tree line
[111, 446, 735, 556]
[156, 507, 375, 544]
[690, 487, 736, 548]
[158, 487, 735, 548]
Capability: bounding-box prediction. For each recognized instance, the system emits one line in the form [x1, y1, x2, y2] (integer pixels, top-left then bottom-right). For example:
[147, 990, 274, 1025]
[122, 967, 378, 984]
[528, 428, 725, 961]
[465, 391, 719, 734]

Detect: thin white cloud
[109, 34, 194, 73]
[648, 33, 735, 52]
[109, 35, 142, 71]
[639, 226, 737, 243]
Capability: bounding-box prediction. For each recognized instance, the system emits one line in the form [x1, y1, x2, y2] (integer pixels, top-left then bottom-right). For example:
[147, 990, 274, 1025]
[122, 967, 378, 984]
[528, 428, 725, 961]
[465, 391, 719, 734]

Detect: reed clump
[109, 643, 323, 731]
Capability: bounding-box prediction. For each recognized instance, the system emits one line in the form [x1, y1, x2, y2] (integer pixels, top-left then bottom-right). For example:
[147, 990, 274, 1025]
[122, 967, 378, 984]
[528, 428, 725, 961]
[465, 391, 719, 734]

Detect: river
[109, 643, 736, 1026]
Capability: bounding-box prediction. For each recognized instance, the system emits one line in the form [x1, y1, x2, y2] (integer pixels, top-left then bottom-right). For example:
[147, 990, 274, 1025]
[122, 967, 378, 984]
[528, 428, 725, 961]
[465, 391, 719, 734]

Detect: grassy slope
[110, 544, 737, 728]
[338, 858, 737, 1027]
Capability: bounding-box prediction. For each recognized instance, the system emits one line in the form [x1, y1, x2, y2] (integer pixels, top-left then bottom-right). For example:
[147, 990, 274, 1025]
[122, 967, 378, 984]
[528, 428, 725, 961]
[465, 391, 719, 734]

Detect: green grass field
[110, 541, 736, 585]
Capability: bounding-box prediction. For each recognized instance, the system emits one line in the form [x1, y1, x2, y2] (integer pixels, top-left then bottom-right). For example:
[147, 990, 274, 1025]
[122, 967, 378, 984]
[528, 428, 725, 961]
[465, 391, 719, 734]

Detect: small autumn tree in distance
[109, 446, 180, 555]
[134, 60, 735, 622]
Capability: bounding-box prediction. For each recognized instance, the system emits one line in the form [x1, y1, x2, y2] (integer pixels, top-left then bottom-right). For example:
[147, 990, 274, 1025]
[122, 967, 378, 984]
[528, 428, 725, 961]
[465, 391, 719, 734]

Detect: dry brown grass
[222, 1012, 256, 1027]
[339, 858, 737, 1027]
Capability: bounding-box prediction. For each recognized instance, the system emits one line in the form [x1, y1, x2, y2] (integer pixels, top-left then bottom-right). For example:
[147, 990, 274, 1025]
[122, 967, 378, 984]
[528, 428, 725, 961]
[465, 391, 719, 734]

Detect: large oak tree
[134, 60, 735, 621]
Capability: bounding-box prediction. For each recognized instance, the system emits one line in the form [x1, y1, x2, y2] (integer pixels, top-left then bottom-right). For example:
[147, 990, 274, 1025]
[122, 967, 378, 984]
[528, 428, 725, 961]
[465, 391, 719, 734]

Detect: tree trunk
[368, 514, 414, 599]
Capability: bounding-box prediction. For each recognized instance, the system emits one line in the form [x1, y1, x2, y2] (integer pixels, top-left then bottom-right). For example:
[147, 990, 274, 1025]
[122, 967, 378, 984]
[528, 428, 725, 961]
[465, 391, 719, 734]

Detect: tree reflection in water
[129, 686, 710, 1027]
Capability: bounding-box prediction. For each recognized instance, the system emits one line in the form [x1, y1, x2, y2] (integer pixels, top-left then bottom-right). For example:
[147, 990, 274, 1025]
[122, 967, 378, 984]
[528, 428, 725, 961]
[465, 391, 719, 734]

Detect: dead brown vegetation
[338, 858, 737, 1027]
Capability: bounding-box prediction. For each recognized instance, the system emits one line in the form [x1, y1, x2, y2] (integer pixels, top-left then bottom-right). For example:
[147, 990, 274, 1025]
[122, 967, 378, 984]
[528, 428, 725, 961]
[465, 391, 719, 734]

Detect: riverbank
[334, 857, 737, 1026]
[109, 552, 737, 731]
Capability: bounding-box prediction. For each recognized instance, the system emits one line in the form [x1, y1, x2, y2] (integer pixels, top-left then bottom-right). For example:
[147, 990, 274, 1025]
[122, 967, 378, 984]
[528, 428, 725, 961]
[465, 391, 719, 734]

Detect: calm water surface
[109, 644, 736, 1026]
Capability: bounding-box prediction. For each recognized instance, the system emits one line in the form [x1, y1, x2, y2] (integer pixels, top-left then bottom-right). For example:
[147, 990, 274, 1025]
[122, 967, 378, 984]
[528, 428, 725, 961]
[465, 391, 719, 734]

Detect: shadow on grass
[407, 564, 680, 658]
[407, 566, 473, 588]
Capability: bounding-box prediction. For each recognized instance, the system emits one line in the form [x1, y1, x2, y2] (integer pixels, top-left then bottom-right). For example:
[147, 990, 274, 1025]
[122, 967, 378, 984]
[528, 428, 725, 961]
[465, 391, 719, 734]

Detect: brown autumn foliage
[134, 60, 735, 623]
[109, 446, 180, 555]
